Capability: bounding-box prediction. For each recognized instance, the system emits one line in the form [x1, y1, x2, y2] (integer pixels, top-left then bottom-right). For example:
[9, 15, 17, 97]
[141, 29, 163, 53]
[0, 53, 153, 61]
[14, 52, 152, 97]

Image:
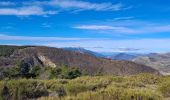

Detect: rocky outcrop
[37, 55, 56, 68]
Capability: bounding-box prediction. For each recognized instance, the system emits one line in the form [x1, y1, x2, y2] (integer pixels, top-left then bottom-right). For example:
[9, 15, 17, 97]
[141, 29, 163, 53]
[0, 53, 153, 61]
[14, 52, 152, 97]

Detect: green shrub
[50, 67, 82, 79]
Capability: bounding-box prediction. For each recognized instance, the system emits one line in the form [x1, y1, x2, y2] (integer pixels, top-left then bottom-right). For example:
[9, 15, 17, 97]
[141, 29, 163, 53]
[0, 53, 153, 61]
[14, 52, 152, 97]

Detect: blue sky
[0, 0, 170, 53]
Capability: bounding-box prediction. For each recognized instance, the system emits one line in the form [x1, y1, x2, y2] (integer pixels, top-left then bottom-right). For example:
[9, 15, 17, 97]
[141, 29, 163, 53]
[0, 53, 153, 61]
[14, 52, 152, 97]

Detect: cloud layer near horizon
[1, 34, 170, 53]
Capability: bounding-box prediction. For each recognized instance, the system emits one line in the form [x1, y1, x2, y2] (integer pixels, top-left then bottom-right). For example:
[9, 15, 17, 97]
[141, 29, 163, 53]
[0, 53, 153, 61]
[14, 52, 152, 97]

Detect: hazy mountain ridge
[133, 53, 170, 75]
[107, 53, 142, 61]
[63, 47, 105, 57]
[0, 45, 159, 76]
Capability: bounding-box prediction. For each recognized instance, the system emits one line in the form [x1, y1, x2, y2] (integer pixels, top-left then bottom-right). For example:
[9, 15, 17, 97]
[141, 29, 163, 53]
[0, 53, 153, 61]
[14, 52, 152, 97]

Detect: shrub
[51, 67, 82, 79]
[0, 66, 20, 79]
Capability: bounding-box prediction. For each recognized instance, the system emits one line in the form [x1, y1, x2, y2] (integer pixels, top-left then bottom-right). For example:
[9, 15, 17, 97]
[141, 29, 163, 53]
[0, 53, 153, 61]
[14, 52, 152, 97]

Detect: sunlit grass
[0, 73, 169, 100]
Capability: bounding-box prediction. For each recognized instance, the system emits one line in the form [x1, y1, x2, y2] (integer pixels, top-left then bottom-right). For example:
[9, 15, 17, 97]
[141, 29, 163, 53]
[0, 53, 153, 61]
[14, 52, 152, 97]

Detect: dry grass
[0, 74, 169, 100]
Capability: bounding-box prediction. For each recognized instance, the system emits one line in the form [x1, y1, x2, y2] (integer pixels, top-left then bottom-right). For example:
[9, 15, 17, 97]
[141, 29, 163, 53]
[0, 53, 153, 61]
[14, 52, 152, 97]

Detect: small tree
[51, 66, 82, 79]
[65, 68, 82, 79]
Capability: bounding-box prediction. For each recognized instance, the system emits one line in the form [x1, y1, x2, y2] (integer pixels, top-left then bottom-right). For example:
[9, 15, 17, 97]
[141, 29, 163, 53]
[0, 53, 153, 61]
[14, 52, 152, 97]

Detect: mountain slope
[108, 53, 140, 61]
[133, 53, 170, 75]
[0, 45, 160, 76]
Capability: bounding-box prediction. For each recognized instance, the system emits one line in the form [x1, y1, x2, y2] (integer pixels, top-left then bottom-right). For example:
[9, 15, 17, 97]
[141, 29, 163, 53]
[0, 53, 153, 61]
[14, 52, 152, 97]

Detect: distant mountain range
[63, 47, 170, 75]
[0, 45, 159, 76]
[55, 47, 170, 75]
[63, 47, 105, 58]
[63, 48, 143, 60]
[105, 52, 170, 75]
[133, 53, 170, 75]
[107, 53, 142, 61]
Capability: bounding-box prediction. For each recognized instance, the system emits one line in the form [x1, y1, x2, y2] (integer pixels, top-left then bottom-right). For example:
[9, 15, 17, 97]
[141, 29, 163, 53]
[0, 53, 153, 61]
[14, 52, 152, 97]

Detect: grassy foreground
[0, 74, 170, 100]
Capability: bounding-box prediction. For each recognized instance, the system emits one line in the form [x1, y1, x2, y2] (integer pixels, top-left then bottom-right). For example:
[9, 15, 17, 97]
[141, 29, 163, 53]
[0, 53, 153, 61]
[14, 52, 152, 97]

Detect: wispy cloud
[73, 25, 116, 30]
[113, 16, 134, 21]
[0, 1, 15, 6]
[0, 0, 128, 16]
[110, 47, 141, 52]
[0, 34, 93, 41]
[0, 6, 57, 16]
[48, 0, 124, 11]
[41, 23, 51, 28]
[116, 25, 170, 34]
[73, 25, 138, 33]
[24, 0, 125, 12]
[74, 23, 170, 34]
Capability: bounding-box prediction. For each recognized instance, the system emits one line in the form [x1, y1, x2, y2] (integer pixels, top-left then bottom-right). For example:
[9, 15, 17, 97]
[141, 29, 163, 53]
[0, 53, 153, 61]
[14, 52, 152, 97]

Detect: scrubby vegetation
[0, 60, 167, 100]
[0, 45, 29, 57]
[0, 65, 82, 80]
[0, 74, 170, 100]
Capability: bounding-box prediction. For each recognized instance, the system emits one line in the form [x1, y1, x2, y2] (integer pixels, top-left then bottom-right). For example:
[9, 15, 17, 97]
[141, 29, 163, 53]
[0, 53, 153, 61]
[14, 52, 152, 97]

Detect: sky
[0, 0, 170, 53]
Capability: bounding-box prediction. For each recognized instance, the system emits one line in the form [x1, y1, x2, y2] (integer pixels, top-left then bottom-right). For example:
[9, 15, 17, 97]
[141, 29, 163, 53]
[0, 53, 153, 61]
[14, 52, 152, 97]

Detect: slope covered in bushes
[0, 45, 29, 57]
[0, 74, 170, 100]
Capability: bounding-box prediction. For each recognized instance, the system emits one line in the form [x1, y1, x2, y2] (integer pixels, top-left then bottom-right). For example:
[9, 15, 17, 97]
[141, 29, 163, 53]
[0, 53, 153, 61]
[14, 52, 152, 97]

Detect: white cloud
[113, 16, 134, 21]
[74, 24, 170, 34]
[0, 0, 127, 17]
[111, 47, 141, 52]
[73, 25, 138, 33]
[23, 0, 125, 12]
[73, 25, 116, 30]
[0, 6, 57, 16]
[42, 23, 51, 28]
[119, 25, 170, 34]
[0, 1, 15, 6]
[48, 0, 123, 11]
[0, 0, 127, 16]
[0, 34, 93, 41]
